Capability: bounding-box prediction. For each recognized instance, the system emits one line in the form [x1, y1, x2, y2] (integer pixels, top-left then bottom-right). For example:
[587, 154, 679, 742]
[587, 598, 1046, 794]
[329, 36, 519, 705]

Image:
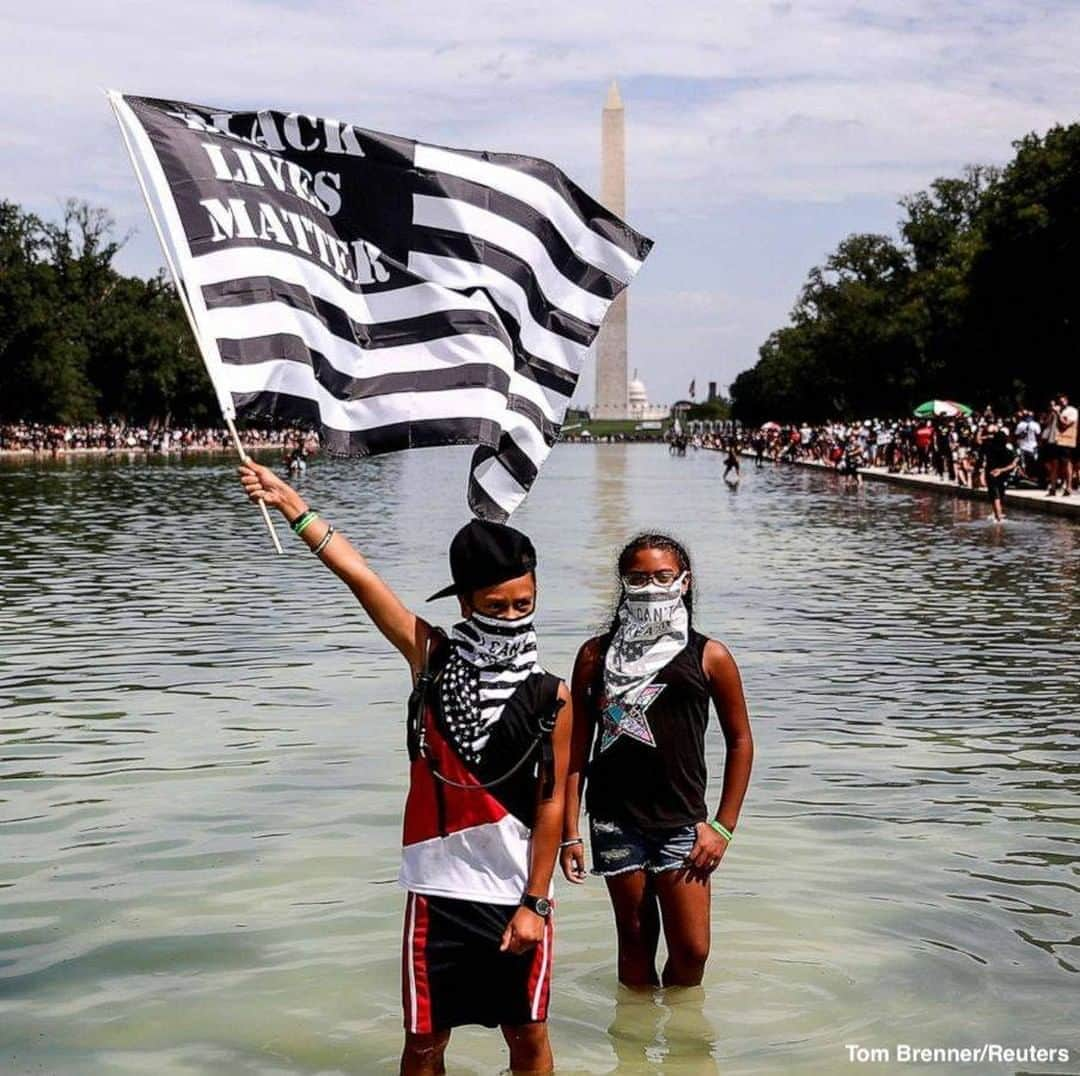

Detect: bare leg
[605, 871, 661, 987]
[653, 868, 712, 987]
[1045, 457, 1058, 493]
[401, 1030, 451, 1076]
[501, 1022, 554, 1074]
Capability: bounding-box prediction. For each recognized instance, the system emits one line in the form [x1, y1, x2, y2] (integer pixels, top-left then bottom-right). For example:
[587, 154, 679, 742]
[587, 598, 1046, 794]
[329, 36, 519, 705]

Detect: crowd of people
[694, 394, 1078, 521]
[0, 422, 309, 456]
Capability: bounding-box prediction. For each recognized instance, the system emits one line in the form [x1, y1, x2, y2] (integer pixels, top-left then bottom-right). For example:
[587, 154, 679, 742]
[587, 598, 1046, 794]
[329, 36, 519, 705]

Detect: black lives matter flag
[109, 92, 652, 520]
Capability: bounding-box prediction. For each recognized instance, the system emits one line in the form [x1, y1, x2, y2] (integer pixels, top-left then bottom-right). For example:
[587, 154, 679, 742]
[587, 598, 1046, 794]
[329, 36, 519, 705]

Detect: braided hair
[604, 531, 695, 642]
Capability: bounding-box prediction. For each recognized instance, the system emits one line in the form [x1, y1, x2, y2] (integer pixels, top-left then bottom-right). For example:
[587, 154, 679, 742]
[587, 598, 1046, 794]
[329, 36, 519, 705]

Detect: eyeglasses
[622, 569, 683, 589]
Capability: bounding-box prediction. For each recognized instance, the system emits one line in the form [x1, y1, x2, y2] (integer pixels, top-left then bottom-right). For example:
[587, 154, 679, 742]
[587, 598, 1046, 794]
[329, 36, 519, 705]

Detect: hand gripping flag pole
[106, 90, 282, 554]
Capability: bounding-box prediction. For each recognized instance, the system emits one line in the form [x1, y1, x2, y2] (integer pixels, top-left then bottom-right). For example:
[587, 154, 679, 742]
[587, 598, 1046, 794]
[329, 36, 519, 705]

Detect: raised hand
[238, 460, 301, 516]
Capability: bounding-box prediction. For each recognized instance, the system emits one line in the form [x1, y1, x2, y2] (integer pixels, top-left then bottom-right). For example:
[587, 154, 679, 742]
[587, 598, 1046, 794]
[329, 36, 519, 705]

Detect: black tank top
[585, 629, 711, 831]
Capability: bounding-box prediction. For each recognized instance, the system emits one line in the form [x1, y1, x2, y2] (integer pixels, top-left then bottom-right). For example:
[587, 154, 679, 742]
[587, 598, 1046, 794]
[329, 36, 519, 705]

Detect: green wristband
[709, 820, 734, 842]
[293, 511, 319, 536]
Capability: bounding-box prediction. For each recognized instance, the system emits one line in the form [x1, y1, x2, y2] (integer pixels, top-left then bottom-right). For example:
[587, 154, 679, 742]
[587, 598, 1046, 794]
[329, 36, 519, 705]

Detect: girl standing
[560, 533, 753, 988]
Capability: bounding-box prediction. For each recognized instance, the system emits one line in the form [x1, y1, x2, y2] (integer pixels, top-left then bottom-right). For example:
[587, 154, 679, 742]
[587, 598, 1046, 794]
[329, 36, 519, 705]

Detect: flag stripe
[203, 298, 513, 380]
[217, 335, 512, 402]
[407, 251, 588, 374]
[409, 231, 596, 346]
[480, 433, 539, 490]
[203, 275, 508, 350]
[195, 250, 581, 402]
[224, 360, 507, 430]
[414, 143, 648, 277]
[469, 454, 529, 515]
[508, 393, 559, 445]
[233, 389, 502, 455]
[413, 172, 623, 300]
[413, 195, 610, 327]
[189, 246, 505, 325]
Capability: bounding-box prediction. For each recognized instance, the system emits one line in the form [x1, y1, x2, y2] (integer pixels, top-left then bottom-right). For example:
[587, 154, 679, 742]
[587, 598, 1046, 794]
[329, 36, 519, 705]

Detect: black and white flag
[109, 92, 652, 520]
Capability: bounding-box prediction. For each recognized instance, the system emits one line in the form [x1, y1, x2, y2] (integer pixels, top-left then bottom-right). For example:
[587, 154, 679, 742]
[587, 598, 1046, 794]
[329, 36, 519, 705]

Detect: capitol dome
[624, 369, 670, 422]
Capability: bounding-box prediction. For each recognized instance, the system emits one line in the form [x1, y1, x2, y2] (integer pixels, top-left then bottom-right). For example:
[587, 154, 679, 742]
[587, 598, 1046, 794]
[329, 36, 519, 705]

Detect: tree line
[730, 123, 1080, 425]
[0, 199, 217, 426]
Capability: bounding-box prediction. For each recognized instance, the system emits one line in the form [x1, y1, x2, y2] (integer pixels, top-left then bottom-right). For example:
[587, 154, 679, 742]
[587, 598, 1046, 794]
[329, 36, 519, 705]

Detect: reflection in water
[606, 985, 720, 1074]
[594, 442, 629, 539]
[586, 444, 631, 617]
[1, 445, 1077, 1074]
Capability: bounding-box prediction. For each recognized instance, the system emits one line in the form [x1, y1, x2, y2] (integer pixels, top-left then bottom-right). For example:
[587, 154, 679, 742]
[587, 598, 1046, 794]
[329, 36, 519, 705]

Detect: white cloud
[2, 0, 1078, 403]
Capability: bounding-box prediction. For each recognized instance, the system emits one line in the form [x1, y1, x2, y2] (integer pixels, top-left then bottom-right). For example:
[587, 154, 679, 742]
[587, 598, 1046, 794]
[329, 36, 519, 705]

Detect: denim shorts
[588, 815, 700, 876]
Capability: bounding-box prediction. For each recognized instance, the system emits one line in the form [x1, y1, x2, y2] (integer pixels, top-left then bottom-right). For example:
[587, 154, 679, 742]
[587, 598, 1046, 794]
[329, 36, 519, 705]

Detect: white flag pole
[105, 90, 282, 555]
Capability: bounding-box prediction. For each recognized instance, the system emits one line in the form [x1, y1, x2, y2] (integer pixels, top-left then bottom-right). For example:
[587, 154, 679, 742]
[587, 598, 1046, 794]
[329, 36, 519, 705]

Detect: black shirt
[585, 630, 712, 831]
[982, 438, 1016, 473]
[422, 633, 561, 829]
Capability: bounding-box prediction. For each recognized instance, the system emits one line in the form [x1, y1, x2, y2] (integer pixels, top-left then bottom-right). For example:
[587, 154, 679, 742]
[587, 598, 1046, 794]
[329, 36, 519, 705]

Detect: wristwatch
[520, 893, 552, 918]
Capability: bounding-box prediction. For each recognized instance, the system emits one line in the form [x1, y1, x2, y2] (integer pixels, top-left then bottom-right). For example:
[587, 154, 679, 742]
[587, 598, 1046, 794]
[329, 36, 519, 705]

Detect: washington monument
[593, 80, 629, 419]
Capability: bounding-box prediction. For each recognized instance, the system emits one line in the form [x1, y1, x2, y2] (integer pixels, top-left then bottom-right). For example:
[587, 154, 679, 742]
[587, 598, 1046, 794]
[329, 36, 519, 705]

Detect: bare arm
[560, 637, 603, 883]
[239, 459, 432, 672]
[501, 681, 573, 953]
[686, 639, 754, 873]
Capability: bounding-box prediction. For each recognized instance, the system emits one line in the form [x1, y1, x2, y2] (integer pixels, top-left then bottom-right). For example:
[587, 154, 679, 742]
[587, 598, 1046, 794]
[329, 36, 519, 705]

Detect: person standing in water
[982, 424, 1019, 522]
[560, 533, 753, 988]
[237, 461, 571, 1076]
[722, 442, 740, 484]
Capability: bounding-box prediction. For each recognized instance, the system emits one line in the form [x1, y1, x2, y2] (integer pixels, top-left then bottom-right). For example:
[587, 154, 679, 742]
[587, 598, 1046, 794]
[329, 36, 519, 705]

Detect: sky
[4, 0, 1079, 408]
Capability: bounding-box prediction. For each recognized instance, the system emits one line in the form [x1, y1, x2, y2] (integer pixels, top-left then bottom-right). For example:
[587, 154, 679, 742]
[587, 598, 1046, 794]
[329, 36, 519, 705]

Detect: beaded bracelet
[709, 820, 734, 842]
[312, 524, 336, 556]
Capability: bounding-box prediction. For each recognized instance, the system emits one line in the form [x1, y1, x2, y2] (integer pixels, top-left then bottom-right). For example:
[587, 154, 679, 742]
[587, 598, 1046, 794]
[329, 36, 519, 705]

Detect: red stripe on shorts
[526, 913, 554, 1021]
[402, 892, 433, 1033]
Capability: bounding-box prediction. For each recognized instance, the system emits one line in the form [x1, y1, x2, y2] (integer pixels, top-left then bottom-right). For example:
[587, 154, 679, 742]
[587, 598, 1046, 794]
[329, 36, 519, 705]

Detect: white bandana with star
[599, 576, 689, 752]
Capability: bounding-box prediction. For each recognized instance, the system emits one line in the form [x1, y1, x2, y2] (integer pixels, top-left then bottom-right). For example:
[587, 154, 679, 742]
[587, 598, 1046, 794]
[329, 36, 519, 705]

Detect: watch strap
[521, 893, 551, 917]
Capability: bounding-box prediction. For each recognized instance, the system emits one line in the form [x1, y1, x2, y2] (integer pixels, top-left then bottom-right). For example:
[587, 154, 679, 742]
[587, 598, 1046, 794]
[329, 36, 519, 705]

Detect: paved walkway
[739, 452, 1080, 521]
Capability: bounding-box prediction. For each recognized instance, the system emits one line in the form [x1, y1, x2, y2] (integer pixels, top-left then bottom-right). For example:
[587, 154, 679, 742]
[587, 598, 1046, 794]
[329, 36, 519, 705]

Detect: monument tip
[605, 79, 623, 111]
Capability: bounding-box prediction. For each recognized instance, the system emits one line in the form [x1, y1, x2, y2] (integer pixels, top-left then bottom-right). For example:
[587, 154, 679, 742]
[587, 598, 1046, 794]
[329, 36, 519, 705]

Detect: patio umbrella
[760, 421, 782, 430]
[913, 400, 972, 417]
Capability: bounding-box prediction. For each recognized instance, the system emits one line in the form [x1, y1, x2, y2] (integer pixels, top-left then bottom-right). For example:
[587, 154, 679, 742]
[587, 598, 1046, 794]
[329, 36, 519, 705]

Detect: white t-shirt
[1015, 418, 1041, 453]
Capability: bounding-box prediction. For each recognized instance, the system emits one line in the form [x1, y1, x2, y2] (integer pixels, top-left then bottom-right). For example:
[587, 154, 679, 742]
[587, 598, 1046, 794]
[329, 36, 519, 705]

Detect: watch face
[535, 897, 552, 916]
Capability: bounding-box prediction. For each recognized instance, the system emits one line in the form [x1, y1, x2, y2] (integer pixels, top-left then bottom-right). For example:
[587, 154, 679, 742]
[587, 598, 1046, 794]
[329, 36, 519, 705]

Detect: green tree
[731, 125, 1079, 425]
[0, 198, 216, 425]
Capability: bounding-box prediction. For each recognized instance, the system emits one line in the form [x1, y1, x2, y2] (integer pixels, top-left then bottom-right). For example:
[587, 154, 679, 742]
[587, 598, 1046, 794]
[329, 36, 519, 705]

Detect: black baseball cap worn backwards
[427, 519, 537, 601]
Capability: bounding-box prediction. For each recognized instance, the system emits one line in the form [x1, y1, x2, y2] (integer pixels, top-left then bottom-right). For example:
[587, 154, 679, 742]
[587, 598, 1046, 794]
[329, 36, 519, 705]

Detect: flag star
[598, 684, 665, 753]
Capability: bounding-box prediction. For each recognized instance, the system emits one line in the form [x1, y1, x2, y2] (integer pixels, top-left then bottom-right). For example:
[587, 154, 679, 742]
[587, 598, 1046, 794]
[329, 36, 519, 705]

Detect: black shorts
[402, 892, 553, 1033]
[987, 474, 1009, 500]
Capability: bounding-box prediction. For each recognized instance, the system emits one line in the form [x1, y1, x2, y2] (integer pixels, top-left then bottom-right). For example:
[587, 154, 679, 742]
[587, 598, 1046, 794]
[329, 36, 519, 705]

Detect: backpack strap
[535, 672, 564, 801]
[406, 628, 448, 762]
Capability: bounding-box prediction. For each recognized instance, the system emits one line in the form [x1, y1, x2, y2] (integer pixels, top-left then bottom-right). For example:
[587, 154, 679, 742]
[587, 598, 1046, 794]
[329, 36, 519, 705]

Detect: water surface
[1, 445, 1077, 1074]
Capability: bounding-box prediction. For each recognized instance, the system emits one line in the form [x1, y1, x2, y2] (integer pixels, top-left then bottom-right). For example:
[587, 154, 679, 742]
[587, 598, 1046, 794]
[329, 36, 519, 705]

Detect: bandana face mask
[617, 572, 689, 642]
[442, 610, 541, 764]
[455, 610, 537, 667]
